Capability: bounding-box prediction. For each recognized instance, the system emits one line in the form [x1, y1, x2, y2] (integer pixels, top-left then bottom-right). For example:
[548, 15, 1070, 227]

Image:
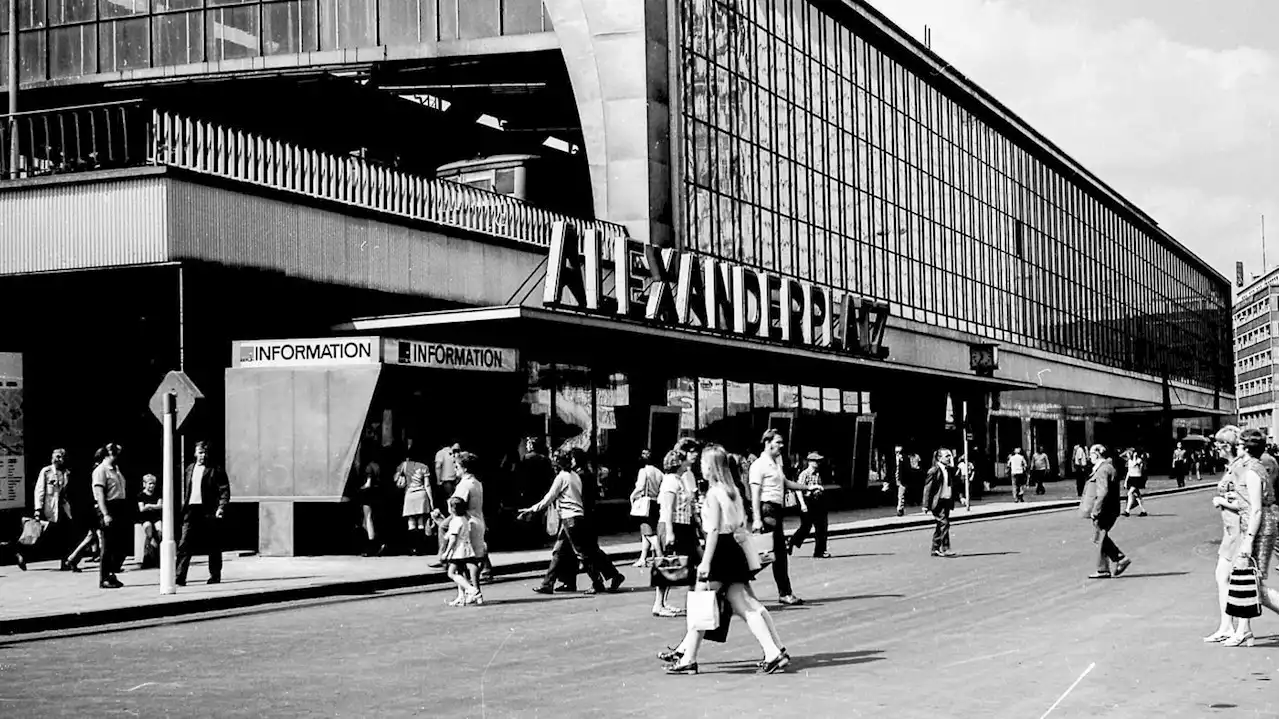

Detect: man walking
[1081, 444, 1131, 579]
[1031, 446, 1051, 496]
[1007, 448, 1028, 502]
[1072, 443, 1090, 496]
[923, 448, 966, 557]
[24, 448, 73, 568]
[788, 452, 829, 558]
[176, 441, 231, 586]
[751, 430, 820, 606]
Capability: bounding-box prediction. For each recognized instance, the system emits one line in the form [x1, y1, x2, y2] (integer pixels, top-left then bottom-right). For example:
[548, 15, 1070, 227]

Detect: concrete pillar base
[259, 501, 296, 557]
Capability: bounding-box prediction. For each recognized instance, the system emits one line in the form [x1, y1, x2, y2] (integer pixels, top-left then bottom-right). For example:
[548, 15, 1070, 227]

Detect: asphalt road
[0, 490, 1275, 718]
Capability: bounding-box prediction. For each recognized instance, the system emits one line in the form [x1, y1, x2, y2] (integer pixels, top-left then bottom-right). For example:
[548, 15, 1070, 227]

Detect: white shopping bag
[686, 588, 721, 632]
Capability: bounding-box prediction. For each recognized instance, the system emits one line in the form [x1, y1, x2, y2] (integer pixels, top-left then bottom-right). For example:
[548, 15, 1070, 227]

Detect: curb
[0, 482, 1213, 637]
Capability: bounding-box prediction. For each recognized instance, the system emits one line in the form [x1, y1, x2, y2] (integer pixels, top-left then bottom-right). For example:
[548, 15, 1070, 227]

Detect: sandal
[1203, 631, 1233, 643]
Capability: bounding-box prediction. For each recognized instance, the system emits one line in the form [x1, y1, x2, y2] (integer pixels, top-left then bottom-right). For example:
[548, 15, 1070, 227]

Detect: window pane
[800, 385, 820, 410]
[155, 0, 203, 10]
[666, 377, 696, 432]
[595, 372, 628, 498]
[437, 0, 455, 39]
[99, 0, 147, 19]
[19, 30, 46, 80]
[378, 0, 417, 45]
[318, 0, 374, 50]
[501, 0, 542, 35]
[752, 383, 775, 409]
[697, 377, 724, 429]
[50, 0, 96, 26]
[207, 5, 259, 60]
[726, 381, 751, 417]
[18, 0, 47, 28]
[457, 0, 496, 39]
[263, 0, 316, 55]
[822, 387, 840, 413]
[153, 10, 203, 65]
[99, 18, 148, 71]
[553, 365, 593, 455]
[50, 24, 96, 77]
[777, 385, 799, 409]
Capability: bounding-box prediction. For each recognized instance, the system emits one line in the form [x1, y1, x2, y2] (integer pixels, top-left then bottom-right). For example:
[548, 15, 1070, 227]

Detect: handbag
[1226, 557, 1262, 619]
[18, 517, 43, 546]
[629, 496, 653, 518]
[651, 554, 690, 584]
[687, 586, 721, 631]
[749, 532, 775, 567]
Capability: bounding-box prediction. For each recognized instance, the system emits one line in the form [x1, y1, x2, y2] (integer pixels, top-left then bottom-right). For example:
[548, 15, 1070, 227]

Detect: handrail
[0, 102, 627, 249]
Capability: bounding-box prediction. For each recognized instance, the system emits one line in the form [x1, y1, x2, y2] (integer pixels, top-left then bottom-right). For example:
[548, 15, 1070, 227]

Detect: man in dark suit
[923, 448, 967, 557]
[1080, 444, 1131, 579]
[176, 440, 231, 585]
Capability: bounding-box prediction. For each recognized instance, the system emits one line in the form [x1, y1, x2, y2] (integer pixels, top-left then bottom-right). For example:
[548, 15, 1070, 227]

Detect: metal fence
[1, 102, 627, 249]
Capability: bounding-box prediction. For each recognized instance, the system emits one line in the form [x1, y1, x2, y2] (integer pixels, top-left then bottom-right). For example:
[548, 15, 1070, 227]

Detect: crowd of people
[3, 440, 231, 589]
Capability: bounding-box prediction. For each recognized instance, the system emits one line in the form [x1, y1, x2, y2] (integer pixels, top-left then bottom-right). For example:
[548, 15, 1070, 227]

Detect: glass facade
[0, 0, 552, 84]
[676, 0, 1230, 389]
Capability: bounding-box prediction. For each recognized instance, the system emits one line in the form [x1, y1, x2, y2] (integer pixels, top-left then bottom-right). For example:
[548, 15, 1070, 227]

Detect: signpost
[150, 371, 203, 595]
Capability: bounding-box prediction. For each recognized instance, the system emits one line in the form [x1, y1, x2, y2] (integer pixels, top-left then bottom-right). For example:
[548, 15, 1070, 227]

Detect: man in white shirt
[176, 440, 231, 586]
[750, 429, 820, 606]
[1007, 448, 1028, 503]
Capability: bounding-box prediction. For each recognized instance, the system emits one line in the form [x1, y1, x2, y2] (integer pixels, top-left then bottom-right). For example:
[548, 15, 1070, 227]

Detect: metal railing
[1, 102, 627, 249]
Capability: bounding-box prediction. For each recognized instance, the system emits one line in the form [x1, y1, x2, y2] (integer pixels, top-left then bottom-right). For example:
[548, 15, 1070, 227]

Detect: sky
[871, 0, 1278, 285]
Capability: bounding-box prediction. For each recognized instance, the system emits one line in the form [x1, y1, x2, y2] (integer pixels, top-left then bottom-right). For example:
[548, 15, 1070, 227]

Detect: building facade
[1234, 267, 1279, 438]
[0, 0, 1234, 553]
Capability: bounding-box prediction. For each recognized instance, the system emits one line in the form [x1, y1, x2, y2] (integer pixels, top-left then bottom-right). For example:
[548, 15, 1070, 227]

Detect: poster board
[0, 353, 24, 510]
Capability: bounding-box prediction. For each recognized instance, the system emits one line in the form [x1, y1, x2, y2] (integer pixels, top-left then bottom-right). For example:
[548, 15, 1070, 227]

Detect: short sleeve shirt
[92, 463, 127, 502]
[1007, 455, 1027, 475]
[451, 475, 486, 531]
[749, 455, 786, 505]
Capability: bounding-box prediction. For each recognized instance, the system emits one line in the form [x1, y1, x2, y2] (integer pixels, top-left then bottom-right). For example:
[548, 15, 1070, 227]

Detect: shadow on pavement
[819, 552, 895, 559]
[794, 593, 905, 607]
[1115, 571, 1191, 579]
[485, 595, 590, 606]
[716, 649, 886, 674]
[951, 552, 1019, 558]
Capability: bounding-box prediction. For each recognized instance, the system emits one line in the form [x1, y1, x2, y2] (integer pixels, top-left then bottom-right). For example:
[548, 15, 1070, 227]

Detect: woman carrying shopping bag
[661, 444, 792, 675]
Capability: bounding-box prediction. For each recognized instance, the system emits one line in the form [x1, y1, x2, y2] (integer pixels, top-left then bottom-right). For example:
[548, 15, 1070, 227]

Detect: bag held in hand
[629, 496, 653, 518]
[686, 586, 721, 631]
[749, 532, 775, 567]
[1226, 558, 1262, 619]
[651, 554, 690, 584]
[18, 517, 43, 546]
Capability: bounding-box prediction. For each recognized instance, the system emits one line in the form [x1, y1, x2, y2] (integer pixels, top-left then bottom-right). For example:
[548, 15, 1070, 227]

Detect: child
[440, 499, 483, 606]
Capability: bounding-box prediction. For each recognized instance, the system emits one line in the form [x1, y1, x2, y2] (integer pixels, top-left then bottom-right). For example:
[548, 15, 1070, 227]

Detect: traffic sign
[149, 371, 204, 429]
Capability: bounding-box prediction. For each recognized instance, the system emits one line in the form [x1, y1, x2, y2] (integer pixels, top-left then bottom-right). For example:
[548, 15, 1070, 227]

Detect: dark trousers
[1074, 467, 1089, 497]
[98, 500, 131, 582]
[1092, 522, 1124, 573]
[1031, 469, 1047, 494]
[931, 499, 953, 553]
[760, 502, 793, 597]
[539, 516, 620, 590]
[176, 506, 222, 582]
[1012, 473, 1027, 501]
[790, 501, 828, 556]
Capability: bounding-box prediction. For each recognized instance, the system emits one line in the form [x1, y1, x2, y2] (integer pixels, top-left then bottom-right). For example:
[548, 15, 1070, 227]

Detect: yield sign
[149, 371, 204, 429]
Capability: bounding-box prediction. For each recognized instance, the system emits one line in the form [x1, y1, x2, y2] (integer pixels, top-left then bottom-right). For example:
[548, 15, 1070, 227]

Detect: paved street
[0, 490, 1275, 718]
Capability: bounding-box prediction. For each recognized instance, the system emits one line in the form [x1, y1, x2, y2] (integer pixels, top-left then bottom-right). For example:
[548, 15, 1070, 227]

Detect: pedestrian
[175, 440, 231, 586]
[750, 429, 819, 606]
[22, 448, 73, 569]
[924, 448, 966, 557]
[890, 445, 911, 516]
[395, 439, 432, 556]
[630, 449, 663, 568]
[1072, 443, 1090, 497]
[1204, 427, 1277, 647]
[653, 448, 699, 617]
[1007, 448, 1028, 502]
[1122, 448, 1147, 517]
[788, 452, 829, 558]
[521, 450, 624, 596]
[1081, 444, 1131, 580]
[351, 442, 384, 557]
[1031, 446, 1050, 495]
[440, 495, 483, 606]
[136, 473, 163, 570]
[1171, 442, 1189, 489]
[450, 451, 491, 594]
[63, 457, 102, 573]
[90, 443, 130, 589]
[662, 444, 791, 675]
[434, 441, 462, 499]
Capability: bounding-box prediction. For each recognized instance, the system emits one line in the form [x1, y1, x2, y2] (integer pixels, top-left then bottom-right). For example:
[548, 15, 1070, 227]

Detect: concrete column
[544, 0, 674, 246]
[259, 501, 295, 557]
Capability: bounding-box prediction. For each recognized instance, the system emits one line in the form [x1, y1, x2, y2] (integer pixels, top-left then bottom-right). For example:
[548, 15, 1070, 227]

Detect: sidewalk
[0, 475, 1208, 636]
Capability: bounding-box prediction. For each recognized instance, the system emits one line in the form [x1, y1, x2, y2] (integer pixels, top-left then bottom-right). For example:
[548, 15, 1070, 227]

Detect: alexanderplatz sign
[543, 224, 890, 359]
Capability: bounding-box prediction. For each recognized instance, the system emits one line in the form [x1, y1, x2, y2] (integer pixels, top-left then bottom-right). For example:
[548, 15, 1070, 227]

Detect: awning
[1112, 403, 1235, 418]
[334, 305, 1038, 391]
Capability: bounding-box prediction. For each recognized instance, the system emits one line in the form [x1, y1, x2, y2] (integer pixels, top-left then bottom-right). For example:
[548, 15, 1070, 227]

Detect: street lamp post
[160, 392, 178, 595]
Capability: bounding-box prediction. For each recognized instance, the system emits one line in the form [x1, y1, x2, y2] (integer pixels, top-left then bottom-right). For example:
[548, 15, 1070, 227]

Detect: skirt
[652, 522, 700, 588]
[706, 532, 753, 585]
[1253, 505, 1278, 576]
[402, 489, 427, 517]
[1124, 475, 1146, 491]
[637, 505, 661, 537]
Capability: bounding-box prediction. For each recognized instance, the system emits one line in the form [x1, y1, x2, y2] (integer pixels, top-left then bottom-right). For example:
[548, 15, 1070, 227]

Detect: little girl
[441, 500, 483, 606]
